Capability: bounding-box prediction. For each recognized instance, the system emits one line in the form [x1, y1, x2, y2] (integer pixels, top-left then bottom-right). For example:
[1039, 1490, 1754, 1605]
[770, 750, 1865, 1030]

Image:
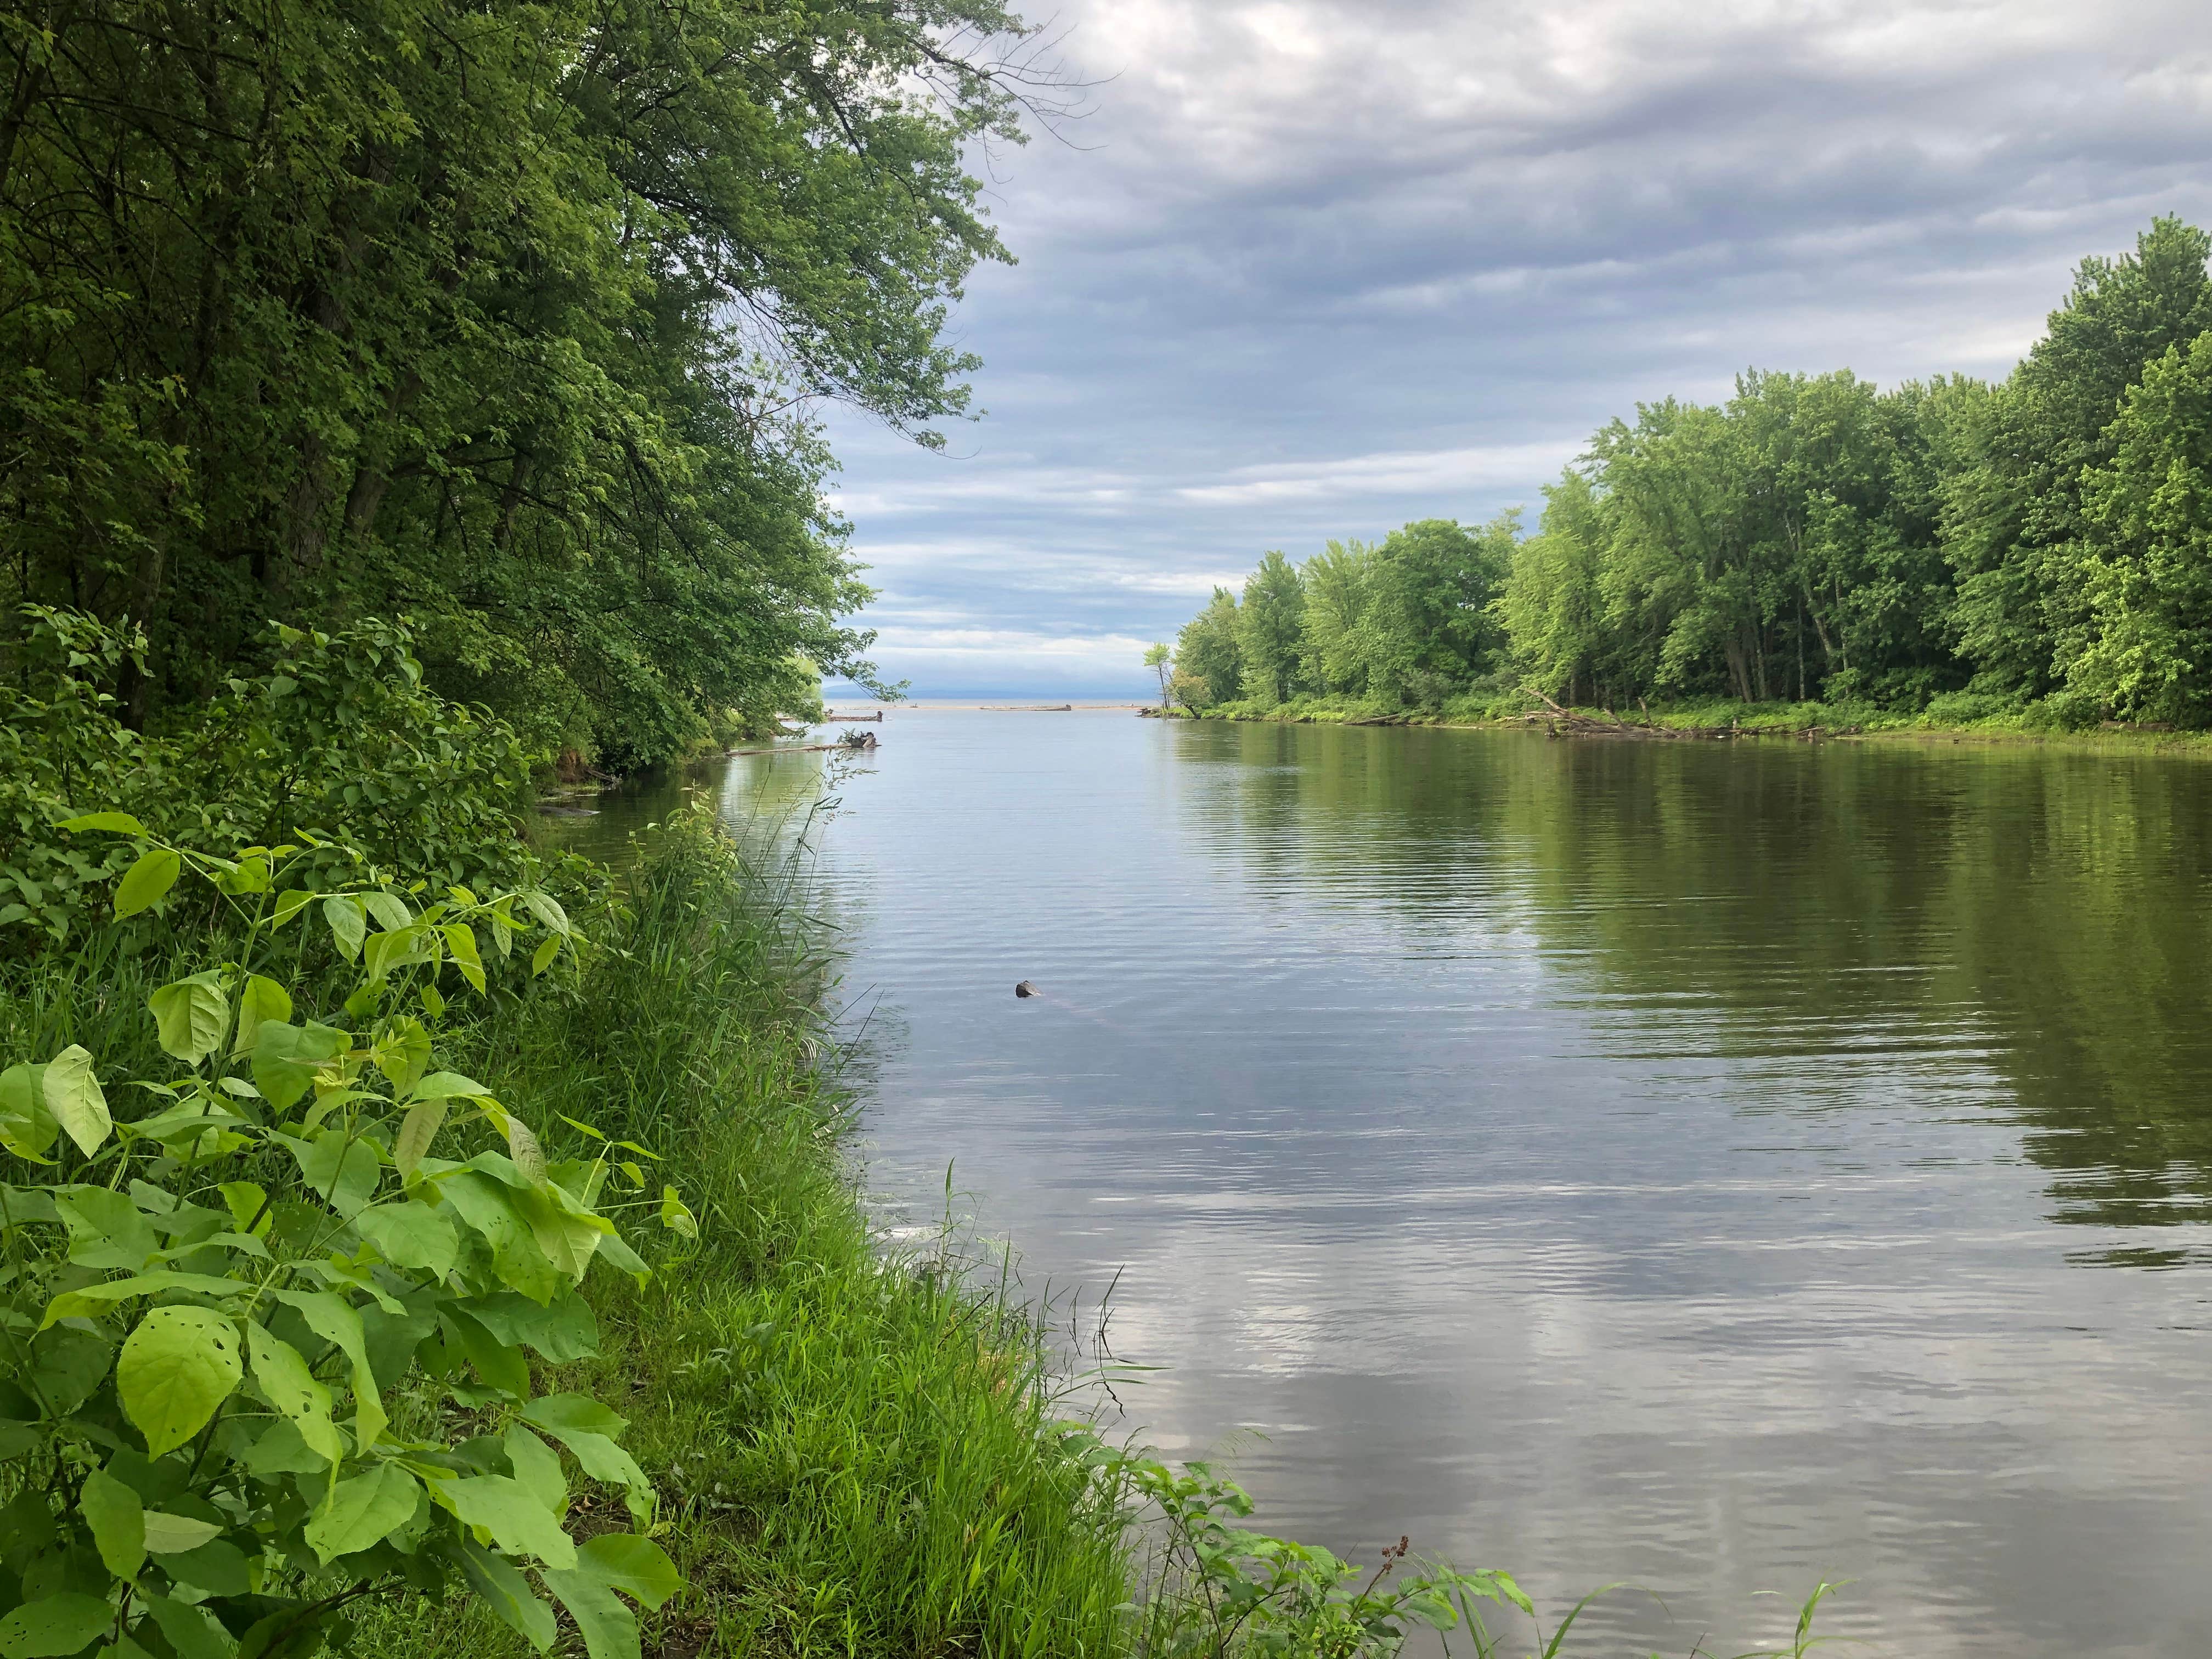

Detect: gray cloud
[823, 0, 2212, 697]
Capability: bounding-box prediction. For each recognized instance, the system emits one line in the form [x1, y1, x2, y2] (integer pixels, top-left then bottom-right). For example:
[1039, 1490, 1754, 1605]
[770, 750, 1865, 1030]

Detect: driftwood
[826, 710, 882, 721]
[984, 703, 1073, 712]
[1516, 687, 1859, 742]
[725, 730, 879, 757]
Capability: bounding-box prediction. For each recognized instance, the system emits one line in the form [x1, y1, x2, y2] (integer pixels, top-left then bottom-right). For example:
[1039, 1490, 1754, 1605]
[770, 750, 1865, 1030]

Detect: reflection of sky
[819, 0, 2212, 698]
[704, 713, 2212, 1657]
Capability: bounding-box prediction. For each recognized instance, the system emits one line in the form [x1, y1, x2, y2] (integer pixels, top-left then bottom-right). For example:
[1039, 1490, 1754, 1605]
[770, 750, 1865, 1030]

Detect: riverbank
[357, 809, 1135, 1657]
[1155, 692, 2212, 757]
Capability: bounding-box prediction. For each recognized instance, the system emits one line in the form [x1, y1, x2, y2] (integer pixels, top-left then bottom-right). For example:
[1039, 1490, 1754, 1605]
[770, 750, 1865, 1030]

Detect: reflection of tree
[1169, 723, 2212, 1240]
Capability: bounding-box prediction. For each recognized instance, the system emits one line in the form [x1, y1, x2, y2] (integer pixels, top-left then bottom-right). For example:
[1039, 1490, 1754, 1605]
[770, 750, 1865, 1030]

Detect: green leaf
[139, 1594, 233, 1659]
[521, 891, 571, 938]
[280, 1129, 381, 1218]
[323, 895, 366, 962]
[57, 812, 147, 836]
[305, 1463, 420, 1564]
[492, 1109, 547, 1184]
[114, 847, 182, 918]
[442, 925, 486, 992]
[267, 1290, 386, 1452]
[393, 1102, 447, 1180]
[456, 1538, 556, 1651]
[464, 1294, 600, 1363]
[245, 1324, 343, 1466]
[236, 1418, 329, 1479]
[439, 1307, 530, 1398]
[142, 1511, 224, 1554]
[0, 1063, 59, 1162]
[40, 1271, 239, 1329]
[504, 1425, 567, 1516]
[0, 1593, 115, 1657]
[433, 1475, 577, 1569]
[574, 1533, 682, 1610]
[150, 972, 230, 1066]
[439, 1173, 560, 1303]
[538, 1570, 636, 1659]
[369, 1017, 432, 1094]
[117, 1306, 242, 1457]
[249, 1022, 347, 1113]
[80, 1468, 145, 1579]
[356, 1201, 458, 1277]
[364, 890, 413, 933]
[530, 935, 561, 977]
[520, 1395, 650, 1521]
[407, 1071, 489, 1102]
[232, 977, 293, 1057]
[271, 889, 315, 928]
[658, 1186, 696, 1239]
[42, 1046, 110, 1156]
[162, 1538, 251, 1596]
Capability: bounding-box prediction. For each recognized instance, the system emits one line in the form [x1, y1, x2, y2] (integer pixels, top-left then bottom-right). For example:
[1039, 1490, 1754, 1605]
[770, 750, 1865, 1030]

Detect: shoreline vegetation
[1156, 219, 2212, 751]
[1143, 692, 2212, 755]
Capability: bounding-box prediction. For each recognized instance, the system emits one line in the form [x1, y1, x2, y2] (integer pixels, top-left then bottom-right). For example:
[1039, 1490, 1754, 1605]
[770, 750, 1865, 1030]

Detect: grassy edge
[1154, 695, 2212, 758]
[358, 810, 1132, 1658]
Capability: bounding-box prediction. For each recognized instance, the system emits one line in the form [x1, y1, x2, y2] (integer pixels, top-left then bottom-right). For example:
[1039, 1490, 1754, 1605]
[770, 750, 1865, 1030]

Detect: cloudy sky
[822, 0, 2212, 700]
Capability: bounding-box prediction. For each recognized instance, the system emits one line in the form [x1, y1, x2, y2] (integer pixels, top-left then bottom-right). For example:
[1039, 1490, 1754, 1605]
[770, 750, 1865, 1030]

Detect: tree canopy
[2, 0, 1047, 765]
[1167, 218, 2212, 729]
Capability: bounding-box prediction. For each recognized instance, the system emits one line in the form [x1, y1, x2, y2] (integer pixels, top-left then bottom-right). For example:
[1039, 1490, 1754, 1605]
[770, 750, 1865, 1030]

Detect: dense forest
[0, 0, 1048, 768]
[1166, 218, 2212, 729]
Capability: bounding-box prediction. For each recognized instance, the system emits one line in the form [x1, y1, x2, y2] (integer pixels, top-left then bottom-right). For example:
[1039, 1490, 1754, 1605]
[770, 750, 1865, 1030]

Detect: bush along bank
[1, 611, 1845, 1659]
[1159, 688, 2212, 754]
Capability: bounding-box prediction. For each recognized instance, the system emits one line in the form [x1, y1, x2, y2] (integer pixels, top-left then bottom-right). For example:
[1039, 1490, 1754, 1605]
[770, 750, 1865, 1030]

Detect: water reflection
[573, 714, 2212, 1658]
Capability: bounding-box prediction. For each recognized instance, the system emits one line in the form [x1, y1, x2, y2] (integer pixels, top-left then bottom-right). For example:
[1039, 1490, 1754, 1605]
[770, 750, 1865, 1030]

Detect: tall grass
[356, 809, 1133, 1658]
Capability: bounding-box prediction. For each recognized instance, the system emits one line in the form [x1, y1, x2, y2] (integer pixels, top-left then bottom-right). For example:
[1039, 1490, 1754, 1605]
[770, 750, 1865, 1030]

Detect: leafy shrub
[0, 823, 687, 1659]
[1, 611, 596, 952]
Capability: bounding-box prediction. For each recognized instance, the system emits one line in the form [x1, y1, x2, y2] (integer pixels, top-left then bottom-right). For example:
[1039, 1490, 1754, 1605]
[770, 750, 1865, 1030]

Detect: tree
[1175, 588, 1244, 707]
[0, 0, 1047, 766]
[2068, 331, 2212, 723]
[1236, 550, 1307, 703]
[1943, 217, 2212, 697]
[1143, 641, 1173, 708]
[1299, 540, 1375, 695]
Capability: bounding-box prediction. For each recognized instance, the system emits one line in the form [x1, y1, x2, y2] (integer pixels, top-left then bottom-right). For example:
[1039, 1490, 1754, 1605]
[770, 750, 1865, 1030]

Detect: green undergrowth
[352, 812, 1133, 1658]
[1171, 692, 2212, 754]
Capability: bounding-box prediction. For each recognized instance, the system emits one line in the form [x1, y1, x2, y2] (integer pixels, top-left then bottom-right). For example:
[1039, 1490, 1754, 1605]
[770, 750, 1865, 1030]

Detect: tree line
[1162, 218, 2212, 727]
[2, 0, 1047, 768]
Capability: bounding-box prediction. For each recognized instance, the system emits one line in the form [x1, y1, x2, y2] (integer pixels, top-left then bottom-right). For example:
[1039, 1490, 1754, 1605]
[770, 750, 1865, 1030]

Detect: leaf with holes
[117, 1306, 242, 1457]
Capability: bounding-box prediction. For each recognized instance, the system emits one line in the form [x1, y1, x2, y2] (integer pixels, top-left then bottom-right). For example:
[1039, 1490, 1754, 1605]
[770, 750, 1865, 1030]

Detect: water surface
[584, 713, 2212, 1657]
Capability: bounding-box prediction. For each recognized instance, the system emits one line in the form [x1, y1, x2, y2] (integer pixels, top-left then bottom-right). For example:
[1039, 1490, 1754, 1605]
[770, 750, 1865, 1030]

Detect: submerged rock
[1014, 980, 1039, 998]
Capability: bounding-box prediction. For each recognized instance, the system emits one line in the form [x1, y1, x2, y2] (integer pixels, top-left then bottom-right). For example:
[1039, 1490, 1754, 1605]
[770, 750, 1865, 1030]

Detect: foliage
[1, 611, 590, 952]
[1166, 217, 2212, 731]
[0, 819, 690, 1659]
[1176, 590, 1246, 708]
[0, 0, 1047, 765]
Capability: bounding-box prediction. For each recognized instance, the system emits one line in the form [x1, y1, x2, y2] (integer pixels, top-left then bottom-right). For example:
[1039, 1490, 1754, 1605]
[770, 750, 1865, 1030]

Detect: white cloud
[817, 0, 2212, 694]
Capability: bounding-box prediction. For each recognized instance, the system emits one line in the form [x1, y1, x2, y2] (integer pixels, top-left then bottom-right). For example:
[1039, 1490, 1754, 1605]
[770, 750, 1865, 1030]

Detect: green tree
[0, 0, 1041, 766]
[1298, 540, 1376, 695]
[1143, 641, 1173, 708]
[1943, 217, 2212, 697]
[2068, 331, 2212, 722]
[1175, 588, 1244, 707]
[1236, 551, 1307, 703]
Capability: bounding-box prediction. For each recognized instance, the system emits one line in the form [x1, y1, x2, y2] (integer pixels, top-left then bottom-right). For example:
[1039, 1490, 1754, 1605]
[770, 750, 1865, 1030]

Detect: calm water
[580, 712, 2212, 1657]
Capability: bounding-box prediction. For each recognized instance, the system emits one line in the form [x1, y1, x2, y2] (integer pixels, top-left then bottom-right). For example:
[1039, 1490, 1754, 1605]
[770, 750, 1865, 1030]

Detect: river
[568, 709, 2212, 1658]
